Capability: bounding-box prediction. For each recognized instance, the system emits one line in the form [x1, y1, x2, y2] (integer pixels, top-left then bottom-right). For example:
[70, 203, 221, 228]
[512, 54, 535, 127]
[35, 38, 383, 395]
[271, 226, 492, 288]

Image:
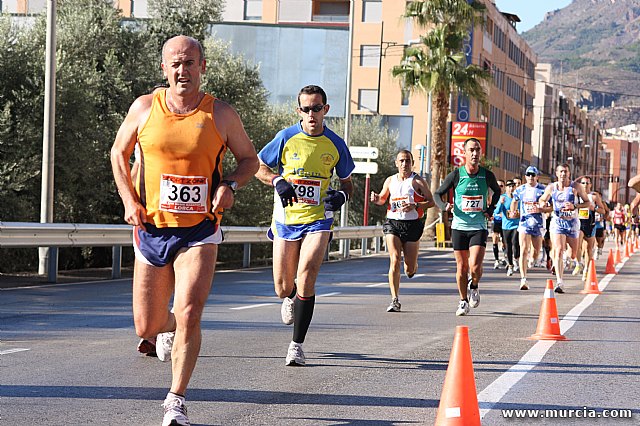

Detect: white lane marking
[478, 271, 615, 418]
[437, 268, 449, 272]
[230, 303, 275, 310]
[0, 348, 30, 355]
[230, 292, 342, 310]
[318, 292, 341, 297]
[366, 283, 387, 288]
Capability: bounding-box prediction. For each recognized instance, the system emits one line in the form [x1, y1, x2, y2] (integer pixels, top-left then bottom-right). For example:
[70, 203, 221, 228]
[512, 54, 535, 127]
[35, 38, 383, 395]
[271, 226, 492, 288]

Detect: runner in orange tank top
[110, 35, 258, 426]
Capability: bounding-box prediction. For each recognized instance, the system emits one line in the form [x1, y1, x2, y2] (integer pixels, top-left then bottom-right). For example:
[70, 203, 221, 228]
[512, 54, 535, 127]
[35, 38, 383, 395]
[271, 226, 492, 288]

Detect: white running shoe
[456, 300, 470, 316]
[285, 342, 305, 366]
[494, 260, 501, 269]
[506, 265, 514, 276]
[572, 262, 583, 276]
[281, 297, 295, 325]
[156, 331, 175, 362]
[520, 277, 529, 290]
[468, 285, 480, 308]
[513, 262, 520, 273]
[554, 281, 565, 294]
[386, 298, 401, 312]
[162, 394, 190, 426]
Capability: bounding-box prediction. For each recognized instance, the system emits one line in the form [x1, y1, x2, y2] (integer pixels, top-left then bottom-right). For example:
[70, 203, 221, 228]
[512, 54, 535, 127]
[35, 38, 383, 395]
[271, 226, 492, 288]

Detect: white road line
[366, 283, 387, 288]
[437, 268, 449, 272]
[229, 303, 275, 310]
[478, 271, 615, 418]
[230, 292, 343, 310]
[0, 348, 30, 355]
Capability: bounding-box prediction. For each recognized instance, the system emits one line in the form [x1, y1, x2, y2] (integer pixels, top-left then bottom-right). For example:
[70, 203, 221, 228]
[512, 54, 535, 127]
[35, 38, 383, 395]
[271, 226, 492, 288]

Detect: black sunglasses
[299, 104, 325, 113]
[526, 173, 536, 177]
[580, 181, 589, 184]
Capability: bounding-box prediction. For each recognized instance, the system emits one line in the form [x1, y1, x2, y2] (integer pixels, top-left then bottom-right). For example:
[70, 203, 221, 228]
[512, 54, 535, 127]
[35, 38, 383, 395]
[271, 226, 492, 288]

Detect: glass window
[401, 89, 410, 106]
[244, 0, 262, 21]
[358, 89, 378, 112]
[362, 0, 382, 23]
[359, 45, 380, 68]
[313, 0, 349, 22]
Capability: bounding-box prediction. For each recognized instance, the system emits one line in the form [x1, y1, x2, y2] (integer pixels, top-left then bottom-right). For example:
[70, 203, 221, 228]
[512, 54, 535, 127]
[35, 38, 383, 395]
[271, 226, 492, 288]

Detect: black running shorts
[383, 218, 424, 243]
[451, 229, 488, 251]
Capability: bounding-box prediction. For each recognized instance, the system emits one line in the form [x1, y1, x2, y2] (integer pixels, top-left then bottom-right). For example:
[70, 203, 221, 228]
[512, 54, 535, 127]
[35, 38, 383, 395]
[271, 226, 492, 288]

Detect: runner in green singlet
[434, 138, 502, 316]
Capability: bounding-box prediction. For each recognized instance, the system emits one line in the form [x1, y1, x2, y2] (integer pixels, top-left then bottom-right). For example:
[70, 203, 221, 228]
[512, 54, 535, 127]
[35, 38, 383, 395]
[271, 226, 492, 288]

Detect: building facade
[8, 0, 569, 185]
[219, 0, 540, 180]
[532, 64, 605, 190]
[602, 125, 640, 204]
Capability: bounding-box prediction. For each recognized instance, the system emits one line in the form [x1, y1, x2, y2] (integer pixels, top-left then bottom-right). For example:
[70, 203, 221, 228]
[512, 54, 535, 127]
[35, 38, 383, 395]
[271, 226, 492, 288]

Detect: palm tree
[392, 0, 491, 237]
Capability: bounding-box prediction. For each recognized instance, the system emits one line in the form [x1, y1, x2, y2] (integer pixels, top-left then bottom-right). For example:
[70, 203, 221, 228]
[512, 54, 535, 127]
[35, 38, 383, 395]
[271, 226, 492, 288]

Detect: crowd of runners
[110, 35, 640, 426]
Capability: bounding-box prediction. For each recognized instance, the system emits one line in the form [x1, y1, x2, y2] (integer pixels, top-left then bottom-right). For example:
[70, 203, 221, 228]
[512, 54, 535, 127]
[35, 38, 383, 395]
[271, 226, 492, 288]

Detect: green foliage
[146, 0, 224, 54]
[0, 0, 406, 273]
[0, 14, 45, 224]
[327, 116, 402, 227]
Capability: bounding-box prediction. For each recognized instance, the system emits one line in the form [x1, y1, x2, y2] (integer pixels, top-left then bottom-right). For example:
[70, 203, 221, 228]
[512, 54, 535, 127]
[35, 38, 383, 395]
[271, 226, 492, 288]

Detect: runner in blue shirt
[491, 180, 506, 269]
[511, 166, 550, 290]
[495, 180, 520, 277]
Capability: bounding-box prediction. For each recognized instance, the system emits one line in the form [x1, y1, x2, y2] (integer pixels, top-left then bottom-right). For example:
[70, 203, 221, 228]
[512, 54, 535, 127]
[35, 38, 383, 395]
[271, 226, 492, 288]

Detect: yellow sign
[436, 223, 445, 249]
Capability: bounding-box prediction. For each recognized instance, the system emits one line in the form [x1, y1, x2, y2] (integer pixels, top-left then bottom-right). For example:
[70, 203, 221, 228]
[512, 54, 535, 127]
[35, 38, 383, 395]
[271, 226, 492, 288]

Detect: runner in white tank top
[371, 150, 434, 313]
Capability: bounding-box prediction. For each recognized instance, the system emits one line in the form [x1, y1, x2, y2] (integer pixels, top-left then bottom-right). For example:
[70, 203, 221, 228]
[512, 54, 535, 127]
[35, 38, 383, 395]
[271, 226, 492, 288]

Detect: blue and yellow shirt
[258, 122, 355, 225]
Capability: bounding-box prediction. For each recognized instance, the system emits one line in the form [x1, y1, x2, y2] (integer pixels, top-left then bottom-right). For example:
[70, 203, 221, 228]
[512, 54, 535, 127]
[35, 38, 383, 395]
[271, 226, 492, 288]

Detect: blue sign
[456, 15, 474, 122]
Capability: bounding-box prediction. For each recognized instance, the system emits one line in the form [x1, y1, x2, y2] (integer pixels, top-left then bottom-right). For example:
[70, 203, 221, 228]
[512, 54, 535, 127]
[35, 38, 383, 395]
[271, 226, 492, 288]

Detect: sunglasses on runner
[525, 173, 536, 177]
[299, 104, 325, 113]
[580, 180, 589, 184]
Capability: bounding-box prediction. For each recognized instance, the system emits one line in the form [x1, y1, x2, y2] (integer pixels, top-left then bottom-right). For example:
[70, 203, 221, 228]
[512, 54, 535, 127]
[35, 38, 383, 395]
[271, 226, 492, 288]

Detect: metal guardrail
[0, 222, 384, 283]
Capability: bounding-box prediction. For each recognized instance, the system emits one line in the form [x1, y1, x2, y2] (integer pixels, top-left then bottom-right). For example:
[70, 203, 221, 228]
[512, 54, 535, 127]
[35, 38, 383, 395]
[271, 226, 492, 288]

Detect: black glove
[323, 189, 348, 211]
[273, 176, 297, 207]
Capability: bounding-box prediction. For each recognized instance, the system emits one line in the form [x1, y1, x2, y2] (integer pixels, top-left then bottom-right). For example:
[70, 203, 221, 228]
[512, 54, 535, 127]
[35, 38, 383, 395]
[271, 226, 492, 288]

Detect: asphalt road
[1, 242, 638, 425]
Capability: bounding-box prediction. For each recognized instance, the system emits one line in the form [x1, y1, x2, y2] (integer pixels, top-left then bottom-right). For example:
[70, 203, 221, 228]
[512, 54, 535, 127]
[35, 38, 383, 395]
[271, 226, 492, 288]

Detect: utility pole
[39, 0, 57, 276]
[340, 0, 355, 259]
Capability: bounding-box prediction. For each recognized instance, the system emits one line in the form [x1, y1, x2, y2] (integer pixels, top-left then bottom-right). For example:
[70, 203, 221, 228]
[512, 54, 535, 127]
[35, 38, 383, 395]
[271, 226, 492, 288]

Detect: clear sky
[494, 0, 573, 33]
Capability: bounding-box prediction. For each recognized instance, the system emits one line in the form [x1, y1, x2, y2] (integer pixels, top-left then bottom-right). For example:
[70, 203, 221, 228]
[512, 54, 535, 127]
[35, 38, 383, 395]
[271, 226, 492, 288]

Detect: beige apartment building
[219, 0, 537, 180]
[9, 0, 537, 180]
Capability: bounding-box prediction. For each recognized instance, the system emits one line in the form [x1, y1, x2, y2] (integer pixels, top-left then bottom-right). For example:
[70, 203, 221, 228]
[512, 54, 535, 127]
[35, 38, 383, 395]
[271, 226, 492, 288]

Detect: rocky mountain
[522, 0, 640, 128]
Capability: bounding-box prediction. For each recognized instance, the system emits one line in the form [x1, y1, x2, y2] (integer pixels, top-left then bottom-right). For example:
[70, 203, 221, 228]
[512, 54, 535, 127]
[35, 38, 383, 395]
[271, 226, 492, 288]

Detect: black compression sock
[287, 285, 297, 300]
[292, 294, 315, 344]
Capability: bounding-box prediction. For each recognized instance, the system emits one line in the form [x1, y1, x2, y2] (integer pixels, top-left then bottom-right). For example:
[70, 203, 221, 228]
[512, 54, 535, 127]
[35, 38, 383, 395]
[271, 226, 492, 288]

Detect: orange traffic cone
[630, 241, 636, 254]
[605, 249, 617, 275]
[615, 247, 622, 264]
[624, 242, 630, 259]
[635, 238, 639, 250]
[529, 279, 567, 341]
[435, 326, 480, 426]
[580, 259, 601, 294]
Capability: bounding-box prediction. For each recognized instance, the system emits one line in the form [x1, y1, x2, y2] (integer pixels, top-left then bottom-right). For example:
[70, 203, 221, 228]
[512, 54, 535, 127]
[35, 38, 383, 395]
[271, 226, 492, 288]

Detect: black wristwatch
[221, 179, 238, 194]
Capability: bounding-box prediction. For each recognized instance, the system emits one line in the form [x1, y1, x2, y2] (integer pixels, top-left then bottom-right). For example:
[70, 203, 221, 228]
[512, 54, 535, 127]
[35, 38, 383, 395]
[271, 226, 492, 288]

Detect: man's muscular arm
[110, 94, 153, 230]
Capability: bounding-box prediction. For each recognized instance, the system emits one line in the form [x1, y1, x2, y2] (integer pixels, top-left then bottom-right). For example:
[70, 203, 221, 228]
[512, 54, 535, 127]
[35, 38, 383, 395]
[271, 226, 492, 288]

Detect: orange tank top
[137, 90, 226, 228]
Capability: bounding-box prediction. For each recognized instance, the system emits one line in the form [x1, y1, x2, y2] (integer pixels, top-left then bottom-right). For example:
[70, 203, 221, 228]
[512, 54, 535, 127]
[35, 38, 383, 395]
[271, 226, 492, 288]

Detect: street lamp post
[39, 0, 57, 277]
[340, 0, 355, 258]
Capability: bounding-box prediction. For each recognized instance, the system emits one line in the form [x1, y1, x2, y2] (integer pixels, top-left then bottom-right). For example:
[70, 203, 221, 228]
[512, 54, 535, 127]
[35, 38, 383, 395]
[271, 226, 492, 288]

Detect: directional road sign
[349, 146, 379, 160]
[353, 161, 379, 175]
